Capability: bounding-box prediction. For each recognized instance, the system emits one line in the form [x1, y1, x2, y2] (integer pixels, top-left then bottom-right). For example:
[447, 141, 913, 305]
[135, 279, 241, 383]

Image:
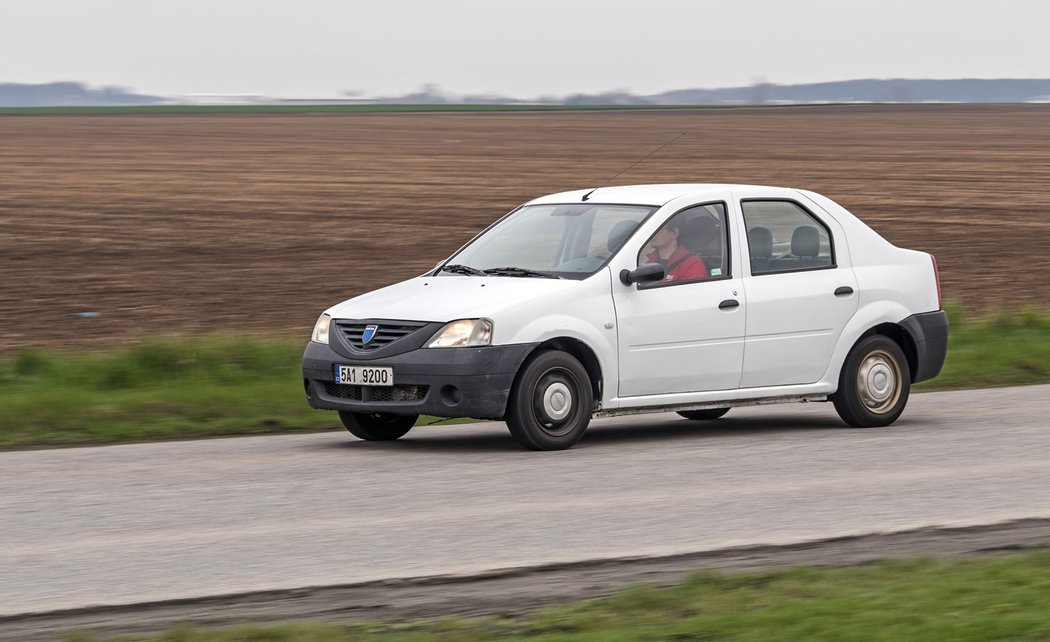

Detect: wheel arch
[860, 322, 919, 383]
[824, 300, 914, 390]
[519, 337, 604, 411]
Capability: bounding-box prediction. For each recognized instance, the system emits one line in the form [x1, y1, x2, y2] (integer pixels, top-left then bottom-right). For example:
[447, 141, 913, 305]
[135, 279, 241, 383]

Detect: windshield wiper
[441, 263, 487, 276]
[483, 266, 561, 279]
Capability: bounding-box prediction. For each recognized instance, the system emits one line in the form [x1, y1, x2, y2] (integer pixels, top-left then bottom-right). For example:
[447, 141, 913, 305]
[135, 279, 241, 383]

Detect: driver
[644, 224, 708, 281]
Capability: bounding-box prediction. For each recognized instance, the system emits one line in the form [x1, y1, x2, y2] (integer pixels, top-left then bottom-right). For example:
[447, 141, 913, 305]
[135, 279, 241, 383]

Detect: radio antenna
[581, 132, 685, 201]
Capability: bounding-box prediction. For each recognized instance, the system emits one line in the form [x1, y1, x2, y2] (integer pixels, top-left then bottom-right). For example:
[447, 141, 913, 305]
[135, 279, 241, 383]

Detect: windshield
[442, 203, 656, 279]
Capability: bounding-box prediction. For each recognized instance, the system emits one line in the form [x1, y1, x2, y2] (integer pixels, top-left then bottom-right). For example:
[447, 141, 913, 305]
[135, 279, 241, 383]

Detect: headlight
[311, 314, 332, 344]
[427, 318, 493, 348]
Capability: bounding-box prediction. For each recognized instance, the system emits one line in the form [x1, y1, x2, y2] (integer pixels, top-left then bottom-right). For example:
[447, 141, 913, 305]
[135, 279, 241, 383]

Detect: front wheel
[339, 411, 417, 441]
[833, 335, 911, 427]
[506, 350, 593, 450]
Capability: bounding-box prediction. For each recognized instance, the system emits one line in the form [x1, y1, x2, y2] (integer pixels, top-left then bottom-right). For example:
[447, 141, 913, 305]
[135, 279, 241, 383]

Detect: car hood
[326, 275, 586, 322]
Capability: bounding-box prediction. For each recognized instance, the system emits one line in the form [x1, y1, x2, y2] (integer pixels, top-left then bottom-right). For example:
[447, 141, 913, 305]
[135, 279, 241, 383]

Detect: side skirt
[594, 394, 829, 419]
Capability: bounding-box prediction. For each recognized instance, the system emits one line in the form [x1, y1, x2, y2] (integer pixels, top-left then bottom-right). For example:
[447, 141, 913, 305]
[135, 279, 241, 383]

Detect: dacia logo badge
[362, 324, 379, 345]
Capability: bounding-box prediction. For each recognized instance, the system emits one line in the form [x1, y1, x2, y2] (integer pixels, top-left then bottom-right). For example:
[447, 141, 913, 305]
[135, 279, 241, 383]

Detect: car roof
[526, 184, 793, 207]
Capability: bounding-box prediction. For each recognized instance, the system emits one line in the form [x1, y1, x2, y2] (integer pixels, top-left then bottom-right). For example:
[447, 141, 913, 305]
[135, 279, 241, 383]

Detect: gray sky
[3, 0, 1049, 99]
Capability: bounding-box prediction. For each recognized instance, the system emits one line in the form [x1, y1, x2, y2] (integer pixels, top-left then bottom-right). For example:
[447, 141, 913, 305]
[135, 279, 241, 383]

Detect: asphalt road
[3, 385, 1050, 619]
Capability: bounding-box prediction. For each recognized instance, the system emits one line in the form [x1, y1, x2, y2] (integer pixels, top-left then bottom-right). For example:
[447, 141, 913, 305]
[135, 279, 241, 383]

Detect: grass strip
[1, 305, 1048, 449]
[917, 304, 1050, 390]
[0, 335, 336, 448]
[68, 549, 1050, 641]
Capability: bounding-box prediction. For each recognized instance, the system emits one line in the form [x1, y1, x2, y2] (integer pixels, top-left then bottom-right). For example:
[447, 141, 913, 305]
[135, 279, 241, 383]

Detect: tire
[506, 350, 593, 450]
[833, 334, 911, 427]
[338, 411, 417, 441]
[677, 408, 730, 421]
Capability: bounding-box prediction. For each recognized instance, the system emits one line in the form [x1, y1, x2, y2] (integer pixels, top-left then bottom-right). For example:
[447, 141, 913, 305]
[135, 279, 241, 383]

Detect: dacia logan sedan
[303, 184, 948, 450]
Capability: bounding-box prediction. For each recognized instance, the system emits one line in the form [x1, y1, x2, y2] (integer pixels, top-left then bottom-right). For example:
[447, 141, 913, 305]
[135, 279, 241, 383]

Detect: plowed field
[1, 105, 1048, 351]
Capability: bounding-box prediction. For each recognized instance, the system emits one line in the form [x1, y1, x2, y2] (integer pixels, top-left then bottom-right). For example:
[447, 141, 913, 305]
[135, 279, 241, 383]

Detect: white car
[303, 184, 948, 450]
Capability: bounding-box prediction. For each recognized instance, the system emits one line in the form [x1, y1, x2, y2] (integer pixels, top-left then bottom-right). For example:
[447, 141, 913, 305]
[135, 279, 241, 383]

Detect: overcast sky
[3, 0, 1049, 99]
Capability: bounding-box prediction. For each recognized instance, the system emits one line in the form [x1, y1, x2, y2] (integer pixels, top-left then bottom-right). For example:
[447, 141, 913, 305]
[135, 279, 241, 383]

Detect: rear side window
[742, 200, 834, 275]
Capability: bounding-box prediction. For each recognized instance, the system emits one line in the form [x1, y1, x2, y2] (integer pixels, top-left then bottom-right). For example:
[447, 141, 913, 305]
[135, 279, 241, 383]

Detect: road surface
[2, 385, 1049, 626]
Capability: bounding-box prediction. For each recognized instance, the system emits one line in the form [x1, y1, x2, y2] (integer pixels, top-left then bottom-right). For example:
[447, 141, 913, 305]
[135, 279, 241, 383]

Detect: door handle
[718, 299, 740, 310]
[834, 286, 854, 296]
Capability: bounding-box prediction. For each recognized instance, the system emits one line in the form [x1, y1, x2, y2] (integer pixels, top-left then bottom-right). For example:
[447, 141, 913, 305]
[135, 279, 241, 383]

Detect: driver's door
[612, 200, 746, 397]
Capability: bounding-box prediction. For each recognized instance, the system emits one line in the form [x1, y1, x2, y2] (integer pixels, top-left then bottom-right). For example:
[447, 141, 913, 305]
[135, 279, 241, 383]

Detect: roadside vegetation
[922, 304, 1050, 390]
[2, 305, 1048, 449]
[69, 549, 1050, 641]
[0, 336, 330, 448]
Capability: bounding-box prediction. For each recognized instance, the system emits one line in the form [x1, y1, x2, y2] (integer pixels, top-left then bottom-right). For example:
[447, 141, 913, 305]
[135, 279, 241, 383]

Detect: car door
[612, 199, 746, 397]
[739, 198, 859, 388]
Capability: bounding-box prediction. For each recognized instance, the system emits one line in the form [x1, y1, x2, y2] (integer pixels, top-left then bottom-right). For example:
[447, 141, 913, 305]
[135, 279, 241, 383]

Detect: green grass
[916, 304, 1050, 390]
[68, 549, 1050, 641]
[0, 336, 339, 448]
[1, 306, 1048, 449]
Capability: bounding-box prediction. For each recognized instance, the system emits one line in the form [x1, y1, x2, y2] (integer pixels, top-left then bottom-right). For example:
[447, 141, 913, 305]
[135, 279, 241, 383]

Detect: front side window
[444, 203, 655, 279]
[636, 202, 728, 285]
[742, 200, 834, 275]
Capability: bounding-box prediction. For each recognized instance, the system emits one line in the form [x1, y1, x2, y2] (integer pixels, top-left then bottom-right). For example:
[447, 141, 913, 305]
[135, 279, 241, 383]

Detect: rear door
[739, 198, 859, 388]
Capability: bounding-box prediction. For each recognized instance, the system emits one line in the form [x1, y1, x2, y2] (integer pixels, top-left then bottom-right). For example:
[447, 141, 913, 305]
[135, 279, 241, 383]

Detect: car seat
[747, 226, 773, 273]
[790, 225, 822, 268]
[680, 216, 723, 273]
[607, 220, 640, 253]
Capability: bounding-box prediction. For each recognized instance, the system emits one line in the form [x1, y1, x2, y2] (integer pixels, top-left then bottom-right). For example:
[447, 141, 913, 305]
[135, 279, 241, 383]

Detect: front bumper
[302, 341, 537, 419]
[901, 310, 949, 383]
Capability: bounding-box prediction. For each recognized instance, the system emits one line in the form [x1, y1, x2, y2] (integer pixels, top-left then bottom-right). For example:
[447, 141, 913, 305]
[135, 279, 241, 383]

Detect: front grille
[334, 319, 430, 351]
[323, 382, 363, 401]
[323, 382, 429, 402]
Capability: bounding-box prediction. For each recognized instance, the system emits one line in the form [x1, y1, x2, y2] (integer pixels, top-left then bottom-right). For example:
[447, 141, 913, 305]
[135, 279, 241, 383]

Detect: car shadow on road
[313, 425, 523, 454]
[581, 414, 844, 445]
[581, 413, 932, 448]
[310, 412, 921, 454]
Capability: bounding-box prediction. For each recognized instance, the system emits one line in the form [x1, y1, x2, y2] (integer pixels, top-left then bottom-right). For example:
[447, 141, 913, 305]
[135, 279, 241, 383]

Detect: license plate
[333, 365, 393, 387]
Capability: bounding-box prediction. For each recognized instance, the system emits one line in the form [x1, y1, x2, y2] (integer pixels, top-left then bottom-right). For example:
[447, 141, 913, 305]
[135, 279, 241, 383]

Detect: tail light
[931, 255, 942, 309]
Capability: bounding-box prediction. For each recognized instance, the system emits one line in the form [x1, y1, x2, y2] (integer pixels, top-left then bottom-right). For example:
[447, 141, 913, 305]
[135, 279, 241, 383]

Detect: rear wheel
[339, 411, 417, 441]
[506, 350, 593, 450]
[833, 335, 910, 427]
[677, 408, 730, 421]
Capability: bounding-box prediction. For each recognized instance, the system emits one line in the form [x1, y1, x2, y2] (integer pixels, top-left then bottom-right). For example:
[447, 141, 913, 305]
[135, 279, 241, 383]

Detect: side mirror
[619, 262, 665, 285]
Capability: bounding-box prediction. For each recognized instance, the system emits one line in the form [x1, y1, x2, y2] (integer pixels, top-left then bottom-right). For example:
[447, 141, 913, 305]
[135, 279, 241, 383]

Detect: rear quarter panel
[798, 190, 940, 387]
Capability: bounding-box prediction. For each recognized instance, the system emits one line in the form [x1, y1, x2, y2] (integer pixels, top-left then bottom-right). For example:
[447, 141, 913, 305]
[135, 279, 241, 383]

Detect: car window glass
[448, 204, 654, 279]
[636, 203, 728, 284]
[742, 200, 833, 275]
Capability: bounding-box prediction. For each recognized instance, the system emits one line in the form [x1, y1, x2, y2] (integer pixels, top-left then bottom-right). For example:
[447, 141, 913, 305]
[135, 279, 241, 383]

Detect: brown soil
[1, 105, 1048, 352]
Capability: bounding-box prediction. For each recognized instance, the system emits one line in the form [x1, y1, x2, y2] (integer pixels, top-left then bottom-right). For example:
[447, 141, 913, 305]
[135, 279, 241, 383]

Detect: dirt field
[1, 105, 1048, 352]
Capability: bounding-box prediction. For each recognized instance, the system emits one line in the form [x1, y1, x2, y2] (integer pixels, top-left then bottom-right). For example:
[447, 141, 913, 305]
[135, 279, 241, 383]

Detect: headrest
[680, 216, 721, 254]
[607, 220, 639, 252]
[791, 225, 820, 259]
[747, 226, 773, 259]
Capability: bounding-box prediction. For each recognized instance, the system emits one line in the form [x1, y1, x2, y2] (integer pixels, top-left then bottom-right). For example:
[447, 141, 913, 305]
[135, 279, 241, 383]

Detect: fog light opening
[440, 385, 462, 406]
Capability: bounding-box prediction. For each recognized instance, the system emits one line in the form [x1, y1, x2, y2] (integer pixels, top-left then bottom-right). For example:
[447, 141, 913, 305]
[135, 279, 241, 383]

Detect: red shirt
[646, 244, 708, 282]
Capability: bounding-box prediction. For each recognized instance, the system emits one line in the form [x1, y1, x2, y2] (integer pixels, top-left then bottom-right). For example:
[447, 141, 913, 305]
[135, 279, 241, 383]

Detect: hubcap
[532, 369, 578, 436]
[542, 382, 572, 421]
[856, 349, 902, 413]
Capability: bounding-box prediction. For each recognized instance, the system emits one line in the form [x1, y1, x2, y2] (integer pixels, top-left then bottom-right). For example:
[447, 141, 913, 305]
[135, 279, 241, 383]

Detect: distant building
[179, 94, 270, 105]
